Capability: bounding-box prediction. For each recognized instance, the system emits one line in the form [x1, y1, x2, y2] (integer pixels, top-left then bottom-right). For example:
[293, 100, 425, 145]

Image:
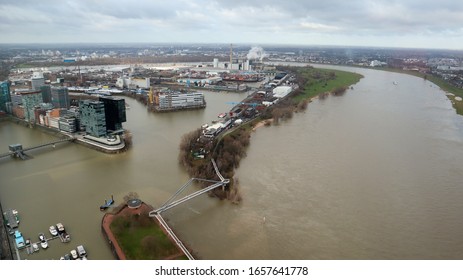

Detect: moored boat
[70, 249, 78, 260]
[14, 230, 25, 249]
[77, 245, 87, 259]
[38, 233, 48, 249]
[99, 195, 114, 211]
[49, 225, 58, 236]
[32, 243, 39, 252]
[56, 223, 71, 242]
[3, 209, 20, 229]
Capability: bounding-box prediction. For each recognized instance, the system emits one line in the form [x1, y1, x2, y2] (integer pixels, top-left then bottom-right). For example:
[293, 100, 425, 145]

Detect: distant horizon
[1, 42, 462, 53]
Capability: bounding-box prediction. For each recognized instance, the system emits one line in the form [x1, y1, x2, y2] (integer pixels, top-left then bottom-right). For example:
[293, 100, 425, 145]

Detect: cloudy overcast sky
[1, 0, 462, 49]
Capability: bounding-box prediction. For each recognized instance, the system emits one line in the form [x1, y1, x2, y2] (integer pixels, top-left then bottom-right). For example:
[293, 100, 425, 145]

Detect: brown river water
[1, 65, 463, 259]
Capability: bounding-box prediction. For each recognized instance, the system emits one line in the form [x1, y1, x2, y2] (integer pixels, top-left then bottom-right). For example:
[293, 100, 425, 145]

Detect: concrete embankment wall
[0, 201, 14, 260]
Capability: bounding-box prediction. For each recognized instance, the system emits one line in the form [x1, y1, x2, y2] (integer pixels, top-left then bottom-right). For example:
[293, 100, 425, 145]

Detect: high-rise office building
[19, 90, 43, 122]
[40, 85, 52, 103]
[0, 80, 11, 112]
[31, 72, 45, 91]
[79, 100, 106, 137]
[51, 86, 70, 109]
[99, 96, 126, 132]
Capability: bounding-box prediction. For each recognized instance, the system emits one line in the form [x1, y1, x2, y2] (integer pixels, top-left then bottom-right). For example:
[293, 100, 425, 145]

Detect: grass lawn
[293, 68, 364, 103]
[110, 213, 186, 260]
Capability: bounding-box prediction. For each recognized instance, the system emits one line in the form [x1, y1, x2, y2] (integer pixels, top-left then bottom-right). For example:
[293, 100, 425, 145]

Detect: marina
[5, 218, 74, 259]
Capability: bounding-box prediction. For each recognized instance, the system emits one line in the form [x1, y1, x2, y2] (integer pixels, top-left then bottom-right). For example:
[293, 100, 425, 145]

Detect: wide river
[1, 65, 463, 260]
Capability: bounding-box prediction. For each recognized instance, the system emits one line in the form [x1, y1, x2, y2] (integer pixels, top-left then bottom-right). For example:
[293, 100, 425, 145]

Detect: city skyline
[1, 0, 463, 50]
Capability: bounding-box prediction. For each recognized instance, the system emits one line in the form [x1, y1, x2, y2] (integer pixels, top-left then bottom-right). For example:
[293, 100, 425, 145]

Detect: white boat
[56, 222, 71, 242]
[38, 233, 48, 249]
[70, 249, 78, 260]
[32, 243, 39, 252]
[56, 223, 65, 233]
[77, 245, 87, 259]
[49, 225, 58, 236]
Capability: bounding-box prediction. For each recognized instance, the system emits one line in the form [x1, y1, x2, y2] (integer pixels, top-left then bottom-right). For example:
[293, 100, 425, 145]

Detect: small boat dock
[3, 209, 19, 229]
[24, 235, 60, 255]
[21, 223, 71, 256]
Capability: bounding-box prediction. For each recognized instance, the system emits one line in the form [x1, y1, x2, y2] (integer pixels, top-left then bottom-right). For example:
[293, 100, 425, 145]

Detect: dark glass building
[99, 96, 126, 132]
[40, 85, 52, 103]
[51, 86, 70, 109]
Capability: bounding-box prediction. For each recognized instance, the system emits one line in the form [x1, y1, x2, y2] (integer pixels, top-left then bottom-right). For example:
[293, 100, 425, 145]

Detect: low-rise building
[116, 77, 150, 89]
[272, 86, 292, 99]
[59, 116, 77, 133]
[154, 91, 205, 111]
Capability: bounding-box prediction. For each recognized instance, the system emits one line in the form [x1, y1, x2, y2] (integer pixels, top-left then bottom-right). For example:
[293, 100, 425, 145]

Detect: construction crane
[148, 86, 154, 104]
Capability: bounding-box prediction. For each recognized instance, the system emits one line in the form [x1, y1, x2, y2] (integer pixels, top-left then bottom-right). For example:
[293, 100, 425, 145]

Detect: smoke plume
[246, 46, 267, 61]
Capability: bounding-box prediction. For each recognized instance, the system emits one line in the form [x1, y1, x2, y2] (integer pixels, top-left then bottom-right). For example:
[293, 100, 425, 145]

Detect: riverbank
[0, 202, 14, 260]
[252, 67, 362, 130]
[380, 67, 463, 115]
[178, 66, 363, 202]
[336, 65, 463, 116]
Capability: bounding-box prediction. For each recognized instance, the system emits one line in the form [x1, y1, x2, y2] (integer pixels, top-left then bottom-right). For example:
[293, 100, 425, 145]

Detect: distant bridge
[149, 158, 229, 260]
[0, 137, 75, 160]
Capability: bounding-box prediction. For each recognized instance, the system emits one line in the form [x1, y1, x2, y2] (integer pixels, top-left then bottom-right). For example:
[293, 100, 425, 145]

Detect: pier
[0, 138, 74, 160]
[23, 235, 60, 255]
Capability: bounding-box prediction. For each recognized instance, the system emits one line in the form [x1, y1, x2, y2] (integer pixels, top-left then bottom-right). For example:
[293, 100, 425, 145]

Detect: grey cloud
[1, 0, 462, 48]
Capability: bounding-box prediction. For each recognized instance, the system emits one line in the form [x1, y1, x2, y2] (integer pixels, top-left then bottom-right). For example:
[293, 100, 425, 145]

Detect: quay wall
[2, 116, 126, 154]
[0, 201, 14, 260]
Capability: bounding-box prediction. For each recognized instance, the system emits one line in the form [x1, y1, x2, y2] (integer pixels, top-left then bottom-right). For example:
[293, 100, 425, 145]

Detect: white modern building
[272, 86, 292, 99]
[155, 91, 205, 110]
[31, 72, 45, 91]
